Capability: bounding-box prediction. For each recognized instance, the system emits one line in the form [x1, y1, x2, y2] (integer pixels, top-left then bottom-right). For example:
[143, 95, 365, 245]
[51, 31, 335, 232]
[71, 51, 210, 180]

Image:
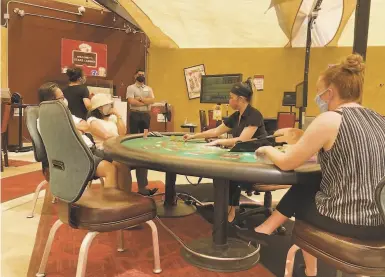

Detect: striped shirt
[316, 107, 385, 226]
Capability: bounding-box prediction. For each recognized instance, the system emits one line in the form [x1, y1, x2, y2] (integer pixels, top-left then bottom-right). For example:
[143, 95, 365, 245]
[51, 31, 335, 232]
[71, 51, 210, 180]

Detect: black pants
[129, 111, 151, 134]
[128, 111, 150, 190]
[229, 181, 253, 206]
[276, 181, 385, 240]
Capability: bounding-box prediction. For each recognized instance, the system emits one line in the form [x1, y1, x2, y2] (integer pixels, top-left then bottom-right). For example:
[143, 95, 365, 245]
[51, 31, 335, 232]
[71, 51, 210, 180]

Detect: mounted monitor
[295, 82, 306, 108]
[282, 92, 296, 106]
[200, 74, 243, 104]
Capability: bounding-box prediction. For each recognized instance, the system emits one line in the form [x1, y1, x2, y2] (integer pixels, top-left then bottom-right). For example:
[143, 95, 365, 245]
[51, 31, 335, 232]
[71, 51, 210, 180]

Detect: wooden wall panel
[5, 0, 146, 144]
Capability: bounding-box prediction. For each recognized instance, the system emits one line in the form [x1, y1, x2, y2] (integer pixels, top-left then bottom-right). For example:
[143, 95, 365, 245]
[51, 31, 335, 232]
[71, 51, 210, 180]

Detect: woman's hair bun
[65, 67, 83, 81]
[66, 67, 75, 76]
[342, 54, 365, 74]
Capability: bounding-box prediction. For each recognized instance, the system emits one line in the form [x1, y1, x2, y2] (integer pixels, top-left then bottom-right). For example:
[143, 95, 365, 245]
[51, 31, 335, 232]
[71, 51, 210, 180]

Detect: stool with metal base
[284, 177, 385, 277]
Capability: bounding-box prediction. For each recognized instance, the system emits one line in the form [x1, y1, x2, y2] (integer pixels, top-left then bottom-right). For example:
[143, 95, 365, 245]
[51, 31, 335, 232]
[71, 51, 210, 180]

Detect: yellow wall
[147, 46, 385, 131]
[0, 0, 103, 91]
[361, 47, 385, 112]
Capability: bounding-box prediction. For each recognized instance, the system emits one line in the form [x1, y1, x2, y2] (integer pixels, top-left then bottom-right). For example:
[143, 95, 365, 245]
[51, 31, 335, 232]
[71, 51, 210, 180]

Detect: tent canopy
[113, 0, 385, 48]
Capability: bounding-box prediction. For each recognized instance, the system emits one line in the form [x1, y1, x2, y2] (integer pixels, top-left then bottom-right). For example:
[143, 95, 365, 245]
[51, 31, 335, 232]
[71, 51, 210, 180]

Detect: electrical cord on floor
[184, 176, 203, 186]
[155, 216, 190, 248]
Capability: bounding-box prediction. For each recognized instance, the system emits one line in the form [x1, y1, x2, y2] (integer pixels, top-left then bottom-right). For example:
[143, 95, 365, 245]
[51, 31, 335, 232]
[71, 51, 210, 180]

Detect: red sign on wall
[61, 39, 107, 77]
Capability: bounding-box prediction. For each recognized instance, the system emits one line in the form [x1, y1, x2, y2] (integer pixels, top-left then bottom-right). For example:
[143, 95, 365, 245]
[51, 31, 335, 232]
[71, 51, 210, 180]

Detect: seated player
[37, 82, 121, 190]
[240, 54, 385, 277]
[184, 82, 268, 223]
[87, 93, 157, 196]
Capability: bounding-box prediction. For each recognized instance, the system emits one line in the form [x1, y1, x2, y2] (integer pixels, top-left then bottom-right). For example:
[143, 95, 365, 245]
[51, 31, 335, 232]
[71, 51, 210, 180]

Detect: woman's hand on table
[206, 139, 234, 148]
[206, 139, 220, 146]
[183, 134, 194, 141]
[274, 128, 304, 145]
[255, 146, 273, 157]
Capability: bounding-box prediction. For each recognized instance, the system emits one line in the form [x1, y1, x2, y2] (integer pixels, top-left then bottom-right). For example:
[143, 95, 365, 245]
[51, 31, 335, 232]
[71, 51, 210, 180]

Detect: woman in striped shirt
[239, 54, 385, 277]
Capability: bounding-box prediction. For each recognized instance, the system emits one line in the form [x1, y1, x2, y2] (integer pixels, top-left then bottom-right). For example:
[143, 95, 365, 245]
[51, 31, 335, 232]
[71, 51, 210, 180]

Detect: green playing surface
[121, 136, 274, 164]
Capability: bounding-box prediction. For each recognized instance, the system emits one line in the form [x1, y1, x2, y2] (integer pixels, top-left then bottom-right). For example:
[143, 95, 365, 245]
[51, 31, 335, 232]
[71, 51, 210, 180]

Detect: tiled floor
[1, 150, 287, 277]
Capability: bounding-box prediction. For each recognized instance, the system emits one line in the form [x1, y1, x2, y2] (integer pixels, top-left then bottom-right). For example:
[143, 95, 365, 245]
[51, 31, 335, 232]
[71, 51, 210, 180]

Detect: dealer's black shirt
[223, 104, 267, 139]
[63, 85, 90, 120]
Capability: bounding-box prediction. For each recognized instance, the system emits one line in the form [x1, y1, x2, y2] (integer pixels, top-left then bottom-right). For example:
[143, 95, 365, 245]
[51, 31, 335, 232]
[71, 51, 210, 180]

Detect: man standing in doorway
[126, 69, 157, 196]
[126, 69, 155, 133]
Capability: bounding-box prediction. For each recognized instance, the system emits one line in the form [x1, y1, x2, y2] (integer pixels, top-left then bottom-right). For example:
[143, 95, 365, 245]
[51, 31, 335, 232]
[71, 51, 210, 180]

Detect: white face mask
[59, 98, 68, 107]
[101, 104, 112, 115]
[314, 88, 329, 113]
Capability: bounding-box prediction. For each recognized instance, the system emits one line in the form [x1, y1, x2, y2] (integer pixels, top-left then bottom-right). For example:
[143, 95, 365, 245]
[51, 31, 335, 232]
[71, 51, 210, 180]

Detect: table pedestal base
[156, 199, 196, 218]
[181, 237, 260, 272]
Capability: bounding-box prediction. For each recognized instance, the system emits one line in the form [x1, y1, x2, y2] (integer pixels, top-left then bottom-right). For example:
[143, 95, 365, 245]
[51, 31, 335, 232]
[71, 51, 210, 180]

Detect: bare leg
[112, 161, 132, 192]
[228, 206, 238, 222]
[254, 209, 289, 235]
[302, 250, 317, 276]
[95, 161, 117, 188]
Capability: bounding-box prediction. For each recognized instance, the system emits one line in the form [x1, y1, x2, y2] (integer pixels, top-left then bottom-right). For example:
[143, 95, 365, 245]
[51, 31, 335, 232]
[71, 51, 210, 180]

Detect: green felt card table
[104, 133, 321, 272]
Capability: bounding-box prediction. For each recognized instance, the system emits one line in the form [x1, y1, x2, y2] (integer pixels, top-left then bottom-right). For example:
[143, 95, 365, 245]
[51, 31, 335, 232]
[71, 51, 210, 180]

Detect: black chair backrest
[25, 106, 47, 163]
[376, 176, 385, 225]
[38, 100, 95, 203]
[199, 110, 208, 132]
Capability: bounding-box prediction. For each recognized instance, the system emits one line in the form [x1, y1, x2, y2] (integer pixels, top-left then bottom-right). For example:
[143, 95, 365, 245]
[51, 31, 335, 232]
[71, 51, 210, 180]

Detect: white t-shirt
[87, 115, 119, 149]
[37, 115, 94, 148]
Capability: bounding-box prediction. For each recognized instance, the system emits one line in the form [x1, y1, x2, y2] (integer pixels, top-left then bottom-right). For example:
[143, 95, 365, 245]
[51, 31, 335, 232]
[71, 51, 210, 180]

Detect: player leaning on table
[184, 82, 268, 223]
[240, 54, 385, 277]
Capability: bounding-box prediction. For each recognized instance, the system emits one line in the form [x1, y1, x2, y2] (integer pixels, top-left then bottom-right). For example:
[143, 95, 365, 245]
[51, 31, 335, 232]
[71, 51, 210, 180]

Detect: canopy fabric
[115, 0, 384, 48]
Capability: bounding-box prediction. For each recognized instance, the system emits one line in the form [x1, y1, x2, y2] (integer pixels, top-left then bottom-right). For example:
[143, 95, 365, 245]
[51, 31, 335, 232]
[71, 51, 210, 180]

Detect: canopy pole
[299, 0, 323, 129]
[353, 0, 371, 60]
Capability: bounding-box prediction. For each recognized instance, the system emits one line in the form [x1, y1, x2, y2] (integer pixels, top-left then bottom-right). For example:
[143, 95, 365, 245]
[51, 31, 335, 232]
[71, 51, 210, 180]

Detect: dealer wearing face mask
[87, 93, 157, 196]
[237, 54, 385, 277]
[126, 69, 155, 134]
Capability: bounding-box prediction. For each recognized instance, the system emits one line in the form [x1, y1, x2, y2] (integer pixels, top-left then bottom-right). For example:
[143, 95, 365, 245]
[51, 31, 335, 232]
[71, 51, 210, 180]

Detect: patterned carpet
[1, 170, 44, 202]
[8, 159, 35, 167]
[27, 184, 274, 277]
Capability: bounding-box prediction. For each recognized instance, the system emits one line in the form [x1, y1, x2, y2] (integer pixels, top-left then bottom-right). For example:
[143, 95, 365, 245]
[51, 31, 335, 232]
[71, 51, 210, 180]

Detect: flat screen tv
[200, 74, 243, 104]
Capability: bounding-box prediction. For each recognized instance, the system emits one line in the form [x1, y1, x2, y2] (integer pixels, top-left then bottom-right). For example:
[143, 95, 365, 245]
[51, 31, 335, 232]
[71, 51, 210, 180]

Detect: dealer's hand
[183, 134, 194, 141]
[206, 139, 221, 146]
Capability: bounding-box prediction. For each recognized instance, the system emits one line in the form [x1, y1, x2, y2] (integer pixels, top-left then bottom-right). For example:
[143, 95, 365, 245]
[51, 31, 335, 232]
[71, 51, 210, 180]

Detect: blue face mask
[314, 88, 329, 113]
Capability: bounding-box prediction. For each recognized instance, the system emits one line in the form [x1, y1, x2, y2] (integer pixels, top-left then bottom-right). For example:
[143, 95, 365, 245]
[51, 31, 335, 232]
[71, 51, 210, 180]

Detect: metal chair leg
[284, 244, 300, 277]
[27, 180, 48, 218]
[75, 231, 99, 277]
[117, 230, 125, 252]
[51, 196, 57, 204]
[36, 219, 63, 277]
[145, 220, 162, 274]
[336, 270, 343, 277]
[3, 132, 9, 167]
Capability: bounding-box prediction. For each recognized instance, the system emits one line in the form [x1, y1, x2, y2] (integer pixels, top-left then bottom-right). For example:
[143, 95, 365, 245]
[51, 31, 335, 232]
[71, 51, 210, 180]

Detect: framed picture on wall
[184, 64, 206, 99]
